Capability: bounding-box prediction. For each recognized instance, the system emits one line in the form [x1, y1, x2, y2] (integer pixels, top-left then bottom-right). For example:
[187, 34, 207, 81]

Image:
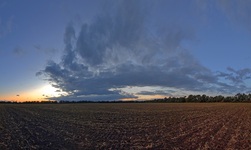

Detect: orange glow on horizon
[1, 85, 168, 102]
[121, 94, 167, 101]
[0, 84, 62, 102]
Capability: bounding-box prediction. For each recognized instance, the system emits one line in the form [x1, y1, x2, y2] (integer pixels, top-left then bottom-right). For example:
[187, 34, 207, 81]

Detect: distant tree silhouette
[151, 93, 251, 103]
[1, 93, 251, 104]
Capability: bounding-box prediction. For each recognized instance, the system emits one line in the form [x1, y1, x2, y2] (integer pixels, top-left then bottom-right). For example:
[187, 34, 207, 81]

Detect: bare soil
[0, 103, 251, 149]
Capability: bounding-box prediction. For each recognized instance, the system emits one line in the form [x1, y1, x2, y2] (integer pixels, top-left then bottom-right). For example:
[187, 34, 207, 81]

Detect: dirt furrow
[0, 103, 251, 149]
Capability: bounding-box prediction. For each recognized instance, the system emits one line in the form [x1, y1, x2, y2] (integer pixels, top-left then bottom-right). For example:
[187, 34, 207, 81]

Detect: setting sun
[40, 84, 60, 97]
[0, 84, 63, 102]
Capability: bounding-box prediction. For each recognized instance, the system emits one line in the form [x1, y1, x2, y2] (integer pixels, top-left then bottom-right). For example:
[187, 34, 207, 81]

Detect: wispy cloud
[13, 46, 25, 56]
[37, 0, 251, 101]
[34, 44, 58, 56]
[0, 16, 14, 38]
[196, 0, 251, 32]
[218, 67, 251, 85]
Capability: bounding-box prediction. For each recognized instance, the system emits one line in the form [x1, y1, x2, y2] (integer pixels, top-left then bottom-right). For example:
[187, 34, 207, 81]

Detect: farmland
[0, 103, 251, 149]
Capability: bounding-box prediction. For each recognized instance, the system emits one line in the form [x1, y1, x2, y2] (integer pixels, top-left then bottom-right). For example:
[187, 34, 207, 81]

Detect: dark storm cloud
[137, 90, 172, 96]
[75, 0, 147, 67]
[37, 0, 250, 101]
[50, 92, 138, 102]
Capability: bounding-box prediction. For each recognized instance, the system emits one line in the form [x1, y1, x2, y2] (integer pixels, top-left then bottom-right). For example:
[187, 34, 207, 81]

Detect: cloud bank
[37, 0, 251, 101]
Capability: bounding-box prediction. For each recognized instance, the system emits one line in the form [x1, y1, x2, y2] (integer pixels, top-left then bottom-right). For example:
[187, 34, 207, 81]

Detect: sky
[1, 0, 251, 102]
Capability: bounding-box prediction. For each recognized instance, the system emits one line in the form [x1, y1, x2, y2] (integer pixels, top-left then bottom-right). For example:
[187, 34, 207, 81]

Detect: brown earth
[0, 103, 251, 149]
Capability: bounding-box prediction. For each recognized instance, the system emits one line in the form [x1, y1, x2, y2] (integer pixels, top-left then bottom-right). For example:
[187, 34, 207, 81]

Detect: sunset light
[40, 84, 61, 98]
[2, 1, 251, 149]
[1, 0, 251, 102]
[0, 84, 62, 102]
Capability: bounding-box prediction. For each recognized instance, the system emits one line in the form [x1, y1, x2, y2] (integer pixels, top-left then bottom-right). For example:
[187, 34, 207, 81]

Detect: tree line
[151, 93, 251, 103]
[1, 93, 251, 103]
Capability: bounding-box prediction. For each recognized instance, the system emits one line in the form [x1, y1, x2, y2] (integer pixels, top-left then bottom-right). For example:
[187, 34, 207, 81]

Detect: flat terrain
[0, 103, 251, 149]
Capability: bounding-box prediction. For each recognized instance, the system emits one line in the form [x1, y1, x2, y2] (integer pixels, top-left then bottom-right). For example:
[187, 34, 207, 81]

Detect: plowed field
[0, 103, 251, 149]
